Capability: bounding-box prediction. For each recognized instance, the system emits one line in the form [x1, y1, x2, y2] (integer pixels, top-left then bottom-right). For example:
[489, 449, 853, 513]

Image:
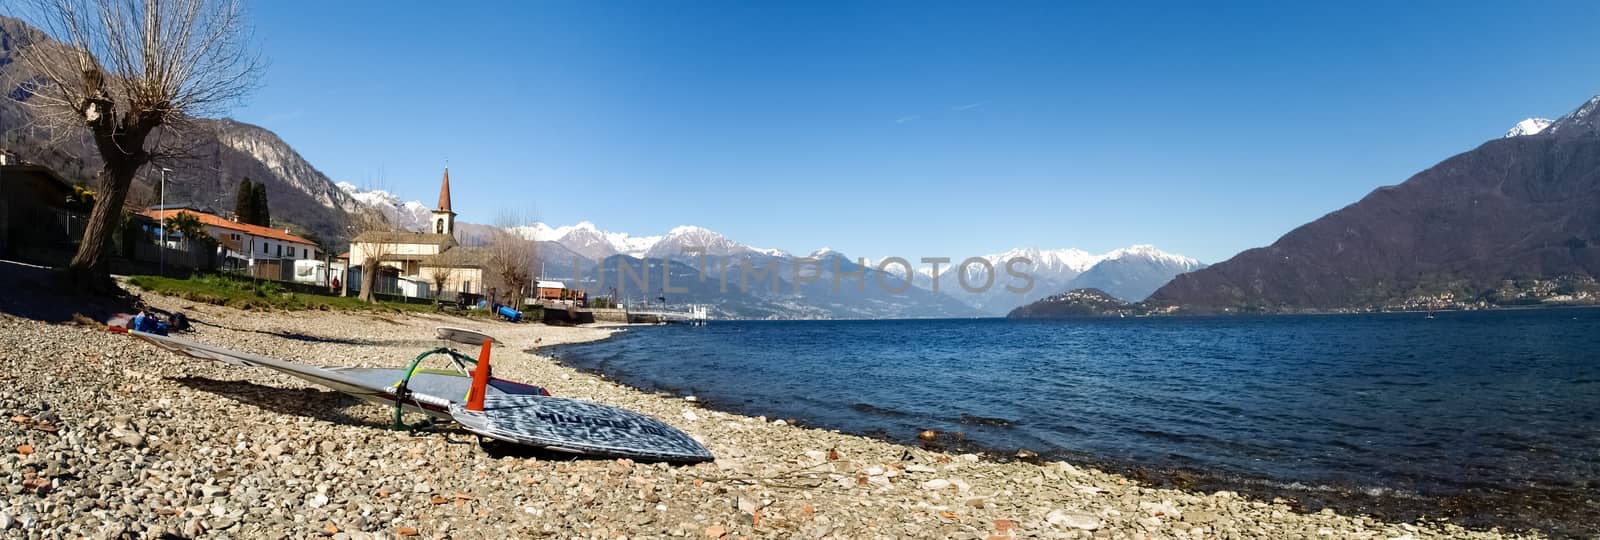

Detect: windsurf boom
[125, 328, 713, 463]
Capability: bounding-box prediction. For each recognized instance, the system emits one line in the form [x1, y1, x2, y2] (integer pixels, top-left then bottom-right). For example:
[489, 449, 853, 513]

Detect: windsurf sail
[125, 330, 713, 463]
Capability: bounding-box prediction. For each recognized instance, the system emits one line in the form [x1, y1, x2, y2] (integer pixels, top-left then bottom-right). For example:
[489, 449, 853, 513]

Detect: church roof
[437, 168, 453, 212]
[420, 246, 488, 268]
[351, 231, 456, 247]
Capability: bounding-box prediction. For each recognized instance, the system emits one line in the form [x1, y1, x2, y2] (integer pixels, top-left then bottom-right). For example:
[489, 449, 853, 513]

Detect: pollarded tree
[485, 211, 538, 307]
[13, 0, 263, 290]
[427, 246, 460, 305]
[349, 207, 398, 304]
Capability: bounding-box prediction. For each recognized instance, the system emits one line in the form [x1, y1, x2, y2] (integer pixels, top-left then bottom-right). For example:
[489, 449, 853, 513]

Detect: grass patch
[127, 274, 459, 315]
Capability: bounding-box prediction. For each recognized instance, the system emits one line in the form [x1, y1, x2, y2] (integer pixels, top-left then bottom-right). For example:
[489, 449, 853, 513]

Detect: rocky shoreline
[0, 286, 1540, 539]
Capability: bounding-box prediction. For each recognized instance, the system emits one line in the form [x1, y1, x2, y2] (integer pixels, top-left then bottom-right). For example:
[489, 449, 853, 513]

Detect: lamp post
[159, 167, 172, 276]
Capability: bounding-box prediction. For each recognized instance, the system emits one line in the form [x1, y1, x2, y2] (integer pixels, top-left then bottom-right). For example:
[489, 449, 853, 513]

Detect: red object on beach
[466, 339, 492, 412]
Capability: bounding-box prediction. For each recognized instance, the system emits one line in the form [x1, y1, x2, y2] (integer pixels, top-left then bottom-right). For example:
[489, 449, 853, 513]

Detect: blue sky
[231, 1, 1600, 263]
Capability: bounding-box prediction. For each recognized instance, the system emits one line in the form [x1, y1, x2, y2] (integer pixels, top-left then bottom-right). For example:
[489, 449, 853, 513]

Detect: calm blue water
[547, 310, 1600, 534]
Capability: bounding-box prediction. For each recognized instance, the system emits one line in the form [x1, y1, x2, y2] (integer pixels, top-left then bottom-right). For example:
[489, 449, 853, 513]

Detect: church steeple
[437, 168, 453, 212]
[431, 168, 456, 237]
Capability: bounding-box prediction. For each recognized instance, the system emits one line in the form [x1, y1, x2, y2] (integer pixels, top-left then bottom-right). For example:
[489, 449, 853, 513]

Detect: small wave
[1225, 475, 1425, 500]
[959, 413, 1018, 427]
[1135, 429, 1194, 443]
[850, 402, 915, 418]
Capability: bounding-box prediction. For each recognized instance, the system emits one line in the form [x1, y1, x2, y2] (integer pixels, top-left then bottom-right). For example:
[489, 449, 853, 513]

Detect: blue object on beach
[131, 312, 169, 335]
[495, 304, 522, 323]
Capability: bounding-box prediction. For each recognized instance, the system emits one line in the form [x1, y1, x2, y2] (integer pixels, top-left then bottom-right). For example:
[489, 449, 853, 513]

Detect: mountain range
[1148, 95, 1600, 312]
[877, 245, 1205, 313]
[333, 184, 1204, 317]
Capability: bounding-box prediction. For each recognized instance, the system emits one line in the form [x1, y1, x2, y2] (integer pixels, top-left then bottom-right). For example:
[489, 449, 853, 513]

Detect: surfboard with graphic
[126, 330, 713, 463]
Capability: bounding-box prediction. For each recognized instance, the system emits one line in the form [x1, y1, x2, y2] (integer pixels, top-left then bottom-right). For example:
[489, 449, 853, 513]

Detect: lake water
[545, 309, 1600, 535]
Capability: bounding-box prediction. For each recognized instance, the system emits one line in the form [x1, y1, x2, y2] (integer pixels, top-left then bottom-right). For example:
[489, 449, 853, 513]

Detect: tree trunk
[65, 73, 158, 292]
[359, 259, 379, 303]
[66, 159, 142, 291]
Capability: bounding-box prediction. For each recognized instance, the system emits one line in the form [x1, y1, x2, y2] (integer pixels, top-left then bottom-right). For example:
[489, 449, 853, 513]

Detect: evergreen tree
[233, 178, 256, 223]
[252, 183, 271, 226]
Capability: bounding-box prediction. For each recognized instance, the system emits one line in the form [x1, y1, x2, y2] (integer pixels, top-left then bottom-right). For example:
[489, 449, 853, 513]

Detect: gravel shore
[0, 287, 1537, 539]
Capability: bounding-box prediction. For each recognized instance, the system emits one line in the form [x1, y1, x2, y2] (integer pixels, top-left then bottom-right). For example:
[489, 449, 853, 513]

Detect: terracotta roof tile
[140, 209, 316, 246]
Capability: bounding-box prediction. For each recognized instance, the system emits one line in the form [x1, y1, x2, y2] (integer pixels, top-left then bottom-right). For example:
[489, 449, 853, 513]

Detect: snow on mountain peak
[336, 182, 433, 231]
[808, 247, 842, 259]
[1544, 95, 1600, 136]
[1101, 244, 1202, 268]
[633, 225, 789, 259]
[332, 185, 1203, 280]
[1504, 117, 1552, 138]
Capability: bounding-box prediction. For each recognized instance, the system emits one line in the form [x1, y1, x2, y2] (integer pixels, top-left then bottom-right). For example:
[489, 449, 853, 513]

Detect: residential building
[140, 208, 320, 280]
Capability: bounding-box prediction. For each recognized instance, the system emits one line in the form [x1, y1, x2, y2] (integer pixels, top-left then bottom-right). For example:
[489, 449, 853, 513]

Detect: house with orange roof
[140, 207, 322, 281]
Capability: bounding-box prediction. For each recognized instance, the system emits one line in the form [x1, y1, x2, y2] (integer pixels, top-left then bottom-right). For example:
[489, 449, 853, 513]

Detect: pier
[623, 304, 709, 325]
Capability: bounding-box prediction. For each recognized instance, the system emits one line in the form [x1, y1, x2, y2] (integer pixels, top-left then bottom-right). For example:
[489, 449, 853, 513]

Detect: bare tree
[12, 0, 263, 288]
[426, 247, 459, 305]
[484, 211, 537, 307]
[349, 206, 397, 303]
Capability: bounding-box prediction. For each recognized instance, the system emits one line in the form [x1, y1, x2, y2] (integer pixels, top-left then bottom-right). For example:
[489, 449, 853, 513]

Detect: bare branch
[347, 175, 403, 304]
[484, 209, 539, 306]
[5, 0, 265, 285]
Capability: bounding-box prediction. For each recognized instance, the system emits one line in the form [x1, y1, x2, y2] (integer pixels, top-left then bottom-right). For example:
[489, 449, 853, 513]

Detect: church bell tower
[432, 168, 456, 237]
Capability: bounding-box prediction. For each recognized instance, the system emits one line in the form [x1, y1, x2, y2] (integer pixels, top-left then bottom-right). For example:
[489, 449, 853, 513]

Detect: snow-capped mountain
[520, 222, 662, 259]
[1064, 245, 1205, 303]
[510, 221, 787, 261]
[337, 188, 1198, 317]
[645, 225, 784, 260]
[336, 182, 433, 231]
[808, 247, 843, 259]
[857, 245, 1202, 313]
[972, 247, 1102, 279]
[1504, 117, 1552, 138]
[1543, 95, 1600, 137]
[880, 244, 1202, 314]
[1503, 96, 1600, 139]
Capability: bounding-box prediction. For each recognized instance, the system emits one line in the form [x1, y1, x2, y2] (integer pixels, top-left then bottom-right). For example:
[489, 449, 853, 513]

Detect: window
[303, 248, 309, 258]
[276, 244, 282, 257]
[435, 220, 444, 234]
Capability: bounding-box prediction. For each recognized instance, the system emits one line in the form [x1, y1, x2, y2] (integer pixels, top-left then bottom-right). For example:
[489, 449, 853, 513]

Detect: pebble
[117, 433, 145, 448]
[1047, 510, 1102, 530]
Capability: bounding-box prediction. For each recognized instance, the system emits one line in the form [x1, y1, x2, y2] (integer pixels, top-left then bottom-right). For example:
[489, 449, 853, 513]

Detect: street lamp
[159, 167, 172, 276]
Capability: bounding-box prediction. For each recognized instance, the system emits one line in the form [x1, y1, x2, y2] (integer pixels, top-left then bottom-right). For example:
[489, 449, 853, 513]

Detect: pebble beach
[0, 286, 1538, 539]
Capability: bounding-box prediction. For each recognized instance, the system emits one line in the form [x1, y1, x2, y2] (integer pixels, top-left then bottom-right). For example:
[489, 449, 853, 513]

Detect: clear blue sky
[231, 1, 1600, 263]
